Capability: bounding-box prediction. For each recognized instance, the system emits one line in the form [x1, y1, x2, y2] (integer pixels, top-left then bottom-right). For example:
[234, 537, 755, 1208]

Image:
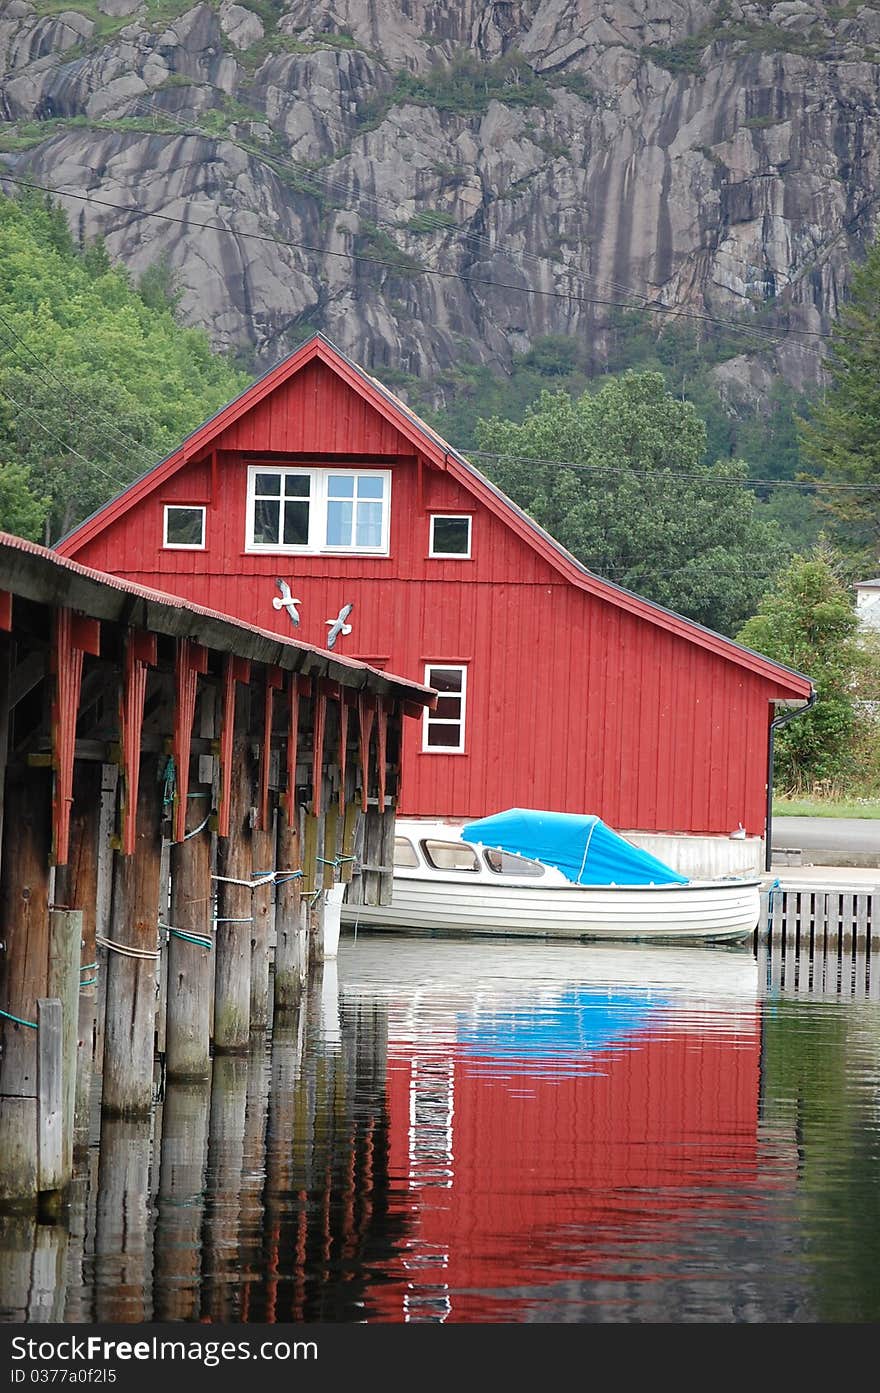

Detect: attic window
[246, 466, 391, 554]
[163, 505, 206, 549]
[429, 514, 472, 558]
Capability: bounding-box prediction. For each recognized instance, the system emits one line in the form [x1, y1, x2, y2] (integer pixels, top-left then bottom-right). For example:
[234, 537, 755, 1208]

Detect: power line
[467, 450, 880, 492]
[0, 383, 132, 491]
[128, 95, 817, 353]
[0, 173, 833, 363]
[0, 312, 159, 474]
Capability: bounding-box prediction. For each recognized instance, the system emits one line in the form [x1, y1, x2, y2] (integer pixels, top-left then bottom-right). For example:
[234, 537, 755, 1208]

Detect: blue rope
[168, 928, 213, 950]
[80, 961, 98, 972]
[766, 877, 780, 936]
[0, 1006, 38, 1029]
[80, 977, 97, 988]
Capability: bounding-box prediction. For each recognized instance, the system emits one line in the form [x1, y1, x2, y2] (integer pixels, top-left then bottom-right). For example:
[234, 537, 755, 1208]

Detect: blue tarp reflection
[456, 989, 667, 1073]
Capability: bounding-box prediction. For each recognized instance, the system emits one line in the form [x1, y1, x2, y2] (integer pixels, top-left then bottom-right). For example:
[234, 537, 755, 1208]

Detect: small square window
[429, 515, 471, 558]
[163, 505, 205, 549]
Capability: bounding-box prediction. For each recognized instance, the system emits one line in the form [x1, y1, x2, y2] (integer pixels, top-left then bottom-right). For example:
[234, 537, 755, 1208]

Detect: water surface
[2, 933, 879, 1323]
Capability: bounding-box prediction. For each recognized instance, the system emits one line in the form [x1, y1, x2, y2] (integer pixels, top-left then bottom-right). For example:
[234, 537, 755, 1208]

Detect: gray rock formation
[2, 0, 879, 401]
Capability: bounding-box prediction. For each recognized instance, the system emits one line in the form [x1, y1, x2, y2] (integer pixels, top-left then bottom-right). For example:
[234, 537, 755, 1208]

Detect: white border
[422, 662, 467, 754]
[245, 465, 391, 554]
[429, 514, 472, 559]
[163, 503, 206, 550]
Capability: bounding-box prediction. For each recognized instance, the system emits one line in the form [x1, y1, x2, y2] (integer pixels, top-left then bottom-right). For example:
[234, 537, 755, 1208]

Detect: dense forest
[0, 189, 249, 542]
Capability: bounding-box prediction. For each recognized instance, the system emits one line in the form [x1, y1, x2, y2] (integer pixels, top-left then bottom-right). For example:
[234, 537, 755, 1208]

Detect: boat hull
[341, 875, 761, 944]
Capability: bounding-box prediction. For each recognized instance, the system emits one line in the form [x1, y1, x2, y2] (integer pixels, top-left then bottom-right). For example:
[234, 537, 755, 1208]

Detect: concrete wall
[622, 831, 763, 879]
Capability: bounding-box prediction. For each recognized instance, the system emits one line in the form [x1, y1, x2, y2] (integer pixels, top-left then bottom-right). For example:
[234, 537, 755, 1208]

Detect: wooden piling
[47, 908, 81, 1182]
[101, 752, 163, 1117]
[250, 825, 274, 1031]
[92, 763, 119, 1089]
[214, 731, 254, 1052]
[64, 761, 103, 1143]
[36, 998, 63, 1211]
[165, 788, 214, 1081]
[0, 766, 52, 1207]
[274, 801, 306, 1008]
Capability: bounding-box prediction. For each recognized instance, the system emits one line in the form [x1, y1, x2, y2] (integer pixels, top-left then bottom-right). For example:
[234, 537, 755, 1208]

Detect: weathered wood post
[47, 908, 81, 1183]
[101, 752, 164, 1116]
[165, 803, 214, 1079]
[274, 675, 307, 1008]
[250, 668, 281, 1031]
[153, 1078, 211, 1320]
[92, 762, 119, 1090]
[64, 761, 104, 1142]
[250, 824, 274, 1030]
[0, 765, 52, 1207]
[165, 664, 215, 1079]
[101, 633, 161, 1118]
[213, 657, 253, 1052]
[36, 998, 63, 1214]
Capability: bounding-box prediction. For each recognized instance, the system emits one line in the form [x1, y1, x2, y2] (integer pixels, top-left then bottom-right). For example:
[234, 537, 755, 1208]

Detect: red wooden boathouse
[56, 334, 813, 855]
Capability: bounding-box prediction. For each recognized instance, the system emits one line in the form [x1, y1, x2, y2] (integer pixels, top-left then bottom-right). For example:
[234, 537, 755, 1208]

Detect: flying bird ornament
[325, 602, 353, 649]
[272, 577, 301, 627]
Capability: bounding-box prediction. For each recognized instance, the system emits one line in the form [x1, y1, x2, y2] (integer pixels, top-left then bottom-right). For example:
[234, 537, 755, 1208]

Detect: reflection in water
[1, 936, 879, 1323]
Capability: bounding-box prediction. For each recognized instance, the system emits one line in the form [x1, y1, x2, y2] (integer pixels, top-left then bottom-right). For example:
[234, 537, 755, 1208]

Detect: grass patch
[772, 797, 880, 819]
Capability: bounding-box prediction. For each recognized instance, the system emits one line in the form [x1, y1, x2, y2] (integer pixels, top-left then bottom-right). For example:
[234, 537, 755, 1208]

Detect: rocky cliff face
[2, 0, 880, 407]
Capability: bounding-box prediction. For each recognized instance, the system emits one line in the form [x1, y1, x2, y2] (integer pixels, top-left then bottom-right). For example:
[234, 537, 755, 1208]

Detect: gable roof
[56, 333, 813, 700]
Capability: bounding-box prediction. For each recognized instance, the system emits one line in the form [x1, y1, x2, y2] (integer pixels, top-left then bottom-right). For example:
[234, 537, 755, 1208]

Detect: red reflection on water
[369, 1017, 764, 1321]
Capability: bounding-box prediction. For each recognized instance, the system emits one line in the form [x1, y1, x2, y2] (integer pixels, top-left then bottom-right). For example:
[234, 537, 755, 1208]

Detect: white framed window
[163, 504, 206, 549]
[245, 466, 391, 554]
[422, 664, 467, 753]
[429, 514, 471, 558]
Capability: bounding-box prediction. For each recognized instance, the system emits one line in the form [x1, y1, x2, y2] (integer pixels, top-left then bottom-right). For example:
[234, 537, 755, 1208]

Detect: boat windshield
[484, 848, 545, 877]
[393, 836, 420, 868]
[421, 839, 480, 872]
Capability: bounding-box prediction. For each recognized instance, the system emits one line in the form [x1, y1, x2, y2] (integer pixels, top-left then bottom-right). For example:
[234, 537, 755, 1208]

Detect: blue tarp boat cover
[461, 809, 690, 886]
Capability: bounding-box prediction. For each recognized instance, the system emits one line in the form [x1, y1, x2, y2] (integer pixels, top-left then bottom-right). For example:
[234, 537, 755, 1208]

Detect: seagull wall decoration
[325, 602, 353, 650]
[272, 577, 301, 627]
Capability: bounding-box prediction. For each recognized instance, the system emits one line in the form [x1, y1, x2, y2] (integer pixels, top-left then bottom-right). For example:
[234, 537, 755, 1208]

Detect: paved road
[772, 815, 880, 865]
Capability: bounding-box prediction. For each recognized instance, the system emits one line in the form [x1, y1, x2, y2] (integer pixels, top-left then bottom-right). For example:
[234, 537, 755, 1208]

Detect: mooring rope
[95, 933, 160, 961]
[0, 1006, 38, 1029]
[163, 924, 213, 950]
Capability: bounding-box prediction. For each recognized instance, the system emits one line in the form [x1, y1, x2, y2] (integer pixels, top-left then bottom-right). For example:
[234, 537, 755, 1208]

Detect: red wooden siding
[60, 338, 812, 838]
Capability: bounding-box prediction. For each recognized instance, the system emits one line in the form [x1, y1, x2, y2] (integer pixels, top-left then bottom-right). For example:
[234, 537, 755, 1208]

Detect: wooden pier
[758, 882, 880, 999]
[0, 532, 434, 1211]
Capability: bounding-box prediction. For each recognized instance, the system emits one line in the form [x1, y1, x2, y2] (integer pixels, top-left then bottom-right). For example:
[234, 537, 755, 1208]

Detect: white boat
[341, 807, 762, 944]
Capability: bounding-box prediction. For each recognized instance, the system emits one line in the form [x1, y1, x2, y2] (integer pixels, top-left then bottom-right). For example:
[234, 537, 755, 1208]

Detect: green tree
[475, 370, 784, 633]
[0, 461, 48, 540]
[798, 234, 880, 560]
[736, 545, 862, 790]
[0, 190, 250, 541]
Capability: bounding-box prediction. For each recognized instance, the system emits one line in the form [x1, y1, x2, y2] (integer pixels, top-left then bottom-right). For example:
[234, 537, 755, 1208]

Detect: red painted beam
[172, 639, 209, 843]
[0, 590, 11, 631]
[50, 609, 103, 865]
